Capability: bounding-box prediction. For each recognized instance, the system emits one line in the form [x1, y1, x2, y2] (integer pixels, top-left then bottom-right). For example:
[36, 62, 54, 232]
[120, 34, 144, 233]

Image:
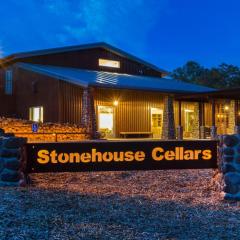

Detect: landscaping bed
[0, 169, 240, 239]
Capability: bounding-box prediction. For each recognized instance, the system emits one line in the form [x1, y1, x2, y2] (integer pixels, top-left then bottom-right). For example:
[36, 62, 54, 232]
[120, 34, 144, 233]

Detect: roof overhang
[176, 88, 240, 101]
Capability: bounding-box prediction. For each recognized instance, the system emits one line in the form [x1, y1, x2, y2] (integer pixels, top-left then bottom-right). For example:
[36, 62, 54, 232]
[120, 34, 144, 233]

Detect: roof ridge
[3, 42, 169, 75]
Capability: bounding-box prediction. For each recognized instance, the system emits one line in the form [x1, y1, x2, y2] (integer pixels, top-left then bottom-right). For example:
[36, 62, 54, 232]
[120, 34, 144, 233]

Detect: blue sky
[0, 0, 240, 71]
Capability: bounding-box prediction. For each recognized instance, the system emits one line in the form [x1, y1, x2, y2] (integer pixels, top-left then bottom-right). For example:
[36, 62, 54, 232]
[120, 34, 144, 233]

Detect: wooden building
[0, 42, 239, 139]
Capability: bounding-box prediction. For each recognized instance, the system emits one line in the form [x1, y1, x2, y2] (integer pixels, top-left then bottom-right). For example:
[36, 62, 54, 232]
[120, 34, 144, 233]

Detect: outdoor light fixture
[113, 100, 119, 106]
[224, 106, 229, 111]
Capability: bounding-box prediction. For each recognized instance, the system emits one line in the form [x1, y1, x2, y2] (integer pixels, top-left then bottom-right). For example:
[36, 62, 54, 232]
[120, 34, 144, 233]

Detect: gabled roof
[2, 42, 168, 75]
[17, 63, 215, 94]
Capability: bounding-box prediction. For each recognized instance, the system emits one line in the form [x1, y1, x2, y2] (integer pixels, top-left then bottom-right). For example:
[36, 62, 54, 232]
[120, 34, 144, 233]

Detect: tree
[171, 61, 240, 89]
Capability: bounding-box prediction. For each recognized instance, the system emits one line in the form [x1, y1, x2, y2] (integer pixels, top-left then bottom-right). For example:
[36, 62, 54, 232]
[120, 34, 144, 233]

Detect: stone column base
[234, 126, 240, 134]
[176, 126, 183, 140]
[210, 126, 217, 139]
[200, 126, 206, 139]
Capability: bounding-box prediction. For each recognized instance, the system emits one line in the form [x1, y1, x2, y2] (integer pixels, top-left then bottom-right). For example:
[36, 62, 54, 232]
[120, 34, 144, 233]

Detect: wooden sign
[26, 140, 218, 173]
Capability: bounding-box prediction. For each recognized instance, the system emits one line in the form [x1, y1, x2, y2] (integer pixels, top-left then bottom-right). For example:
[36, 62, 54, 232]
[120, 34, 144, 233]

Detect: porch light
[113, 100, 119, 106]
[224, 106, 229, 111]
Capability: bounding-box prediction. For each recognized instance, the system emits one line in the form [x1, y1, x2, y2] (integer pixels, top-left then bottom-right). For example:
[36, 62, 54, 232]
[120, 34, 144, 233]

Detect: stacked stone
[220, 134, 240, 200]
[162, 96, 175, 140]
[0, 117, 91, 142]
[0, 129, 27, 186]
[81, 88, 99, 139]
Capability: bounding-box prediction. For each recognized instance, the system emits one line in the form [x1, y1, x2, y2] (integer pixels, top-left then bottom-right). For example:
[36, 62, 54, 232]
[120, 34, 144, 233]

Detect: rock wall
[0, 129, 27, 186]
[219, 134, 240, 200]
[0, 117, 91, 142]
[162, 96, 175, 139]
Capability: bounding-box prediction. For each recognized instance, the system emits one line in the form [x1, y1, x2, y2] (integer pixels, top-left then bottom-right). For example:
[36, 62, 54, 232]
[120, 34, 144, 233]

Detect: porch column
[210, 99, 217, 139]
[234, 100, 240, 134]
[162, 95, 175, 140]
[81, 87, 98, 139]
[199, 102, 206, 139]
[176, 101, 183, 140]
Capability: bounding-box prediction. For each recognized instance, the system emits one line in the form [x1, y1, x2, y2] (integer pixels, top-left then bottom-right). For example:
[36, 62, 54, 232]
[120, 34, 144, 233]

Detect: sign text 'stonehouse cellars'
[26, 140, 218, 173]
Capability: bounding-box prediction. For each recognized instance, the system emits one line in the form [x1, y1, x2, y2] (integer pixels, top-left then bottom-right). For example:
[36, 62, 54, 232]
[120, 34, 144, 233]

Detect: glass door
[184, 109, 195, 138]
[98, 106, 114, 138]
[151, 108, 163, 138]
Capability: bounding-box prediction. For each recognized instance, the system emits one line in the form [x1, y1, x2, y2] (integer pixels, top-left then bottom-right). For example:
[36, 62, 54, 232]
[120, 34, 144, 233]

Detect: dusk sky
[0, 0, 240, 71]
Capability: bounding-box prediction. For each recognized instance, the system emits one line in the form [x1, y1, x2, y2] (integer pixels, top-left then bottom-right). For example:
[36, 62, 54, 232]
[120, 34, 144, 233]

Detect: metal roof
[2, 42, 168, 75]
[17, 63, 215, 94]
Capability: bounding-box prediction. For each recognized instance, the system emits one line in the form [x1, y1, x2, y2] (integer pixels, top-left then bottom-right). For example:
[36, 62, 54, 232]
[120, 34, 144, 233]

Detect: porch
[83, 87, 240, 140]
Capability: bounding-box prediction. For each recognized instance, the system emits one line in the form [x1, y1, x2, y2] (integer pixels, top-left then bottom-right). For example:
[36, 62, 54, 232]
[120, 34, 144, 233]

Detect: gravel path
[0, 169, 240, 240]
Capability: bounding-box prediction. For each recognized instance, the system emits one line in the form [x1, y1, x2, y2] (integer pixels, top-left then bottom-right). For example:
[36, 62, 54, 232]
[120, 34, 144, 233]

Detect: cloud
[0, 0, 169, 58]
[44, 0, 169, 50]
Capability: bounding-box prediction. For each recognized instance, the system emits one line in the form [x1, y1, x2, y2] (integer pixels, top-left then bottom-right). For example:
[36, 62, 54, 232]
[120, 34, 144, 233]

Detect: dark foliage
[171, 61, 240, 89]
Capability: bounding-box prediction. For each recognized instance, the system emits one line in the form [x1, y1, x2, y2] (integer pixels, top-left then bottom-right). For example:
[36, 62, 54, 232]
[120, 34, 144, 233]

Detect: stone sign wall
[219, 134, 240, 201]
[0, 129, 27, 186]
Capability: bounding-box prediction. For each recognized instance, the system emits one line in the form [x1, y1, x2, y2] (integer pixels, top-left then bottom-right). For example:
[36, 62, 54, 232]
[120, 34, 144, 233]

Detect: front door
[98, 106, 114, 138]
[184, 109, 195, 138]
[151, 108, 163, 138]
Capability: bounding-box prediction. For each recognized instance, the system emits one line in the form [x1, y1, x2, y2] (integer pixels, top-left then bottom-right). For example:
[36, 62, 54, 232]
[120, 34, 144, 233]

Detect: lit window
[5, 70, 13, 95]
[99, 58, 120, 68]
[29, 106, 44, 122]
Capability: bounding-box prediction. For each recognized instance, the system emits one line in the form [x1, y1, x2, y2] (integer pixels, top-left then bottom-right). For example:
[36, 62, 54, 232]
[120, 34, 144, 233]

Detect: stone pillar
[211, 100, 217, 139]
[162, 95, 175, 140]
[200, 126, 206, 139]
[192, 103, 200, 139]
[211, 126, 217, 139]
[176, 101, 183, 140]
[81, 88, 98, 139]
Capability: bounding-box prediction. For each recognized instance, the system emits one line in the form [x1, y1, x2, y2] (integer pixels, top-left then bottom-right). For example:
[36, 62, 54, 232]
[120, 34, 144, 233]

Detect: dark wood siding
[0, 68, 5, 94]
[15, 68, 59, 122]
[94, 88, 164, 137]
[15, 48, 162, 77]
[58, 81, 83, 124]
[0, 94, 16, 117]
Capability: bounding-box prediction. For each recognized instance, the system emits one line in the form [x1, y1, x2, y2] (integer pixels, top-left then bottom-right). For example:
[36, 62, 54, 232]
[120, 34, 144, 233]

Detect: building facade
[0, 42, 239, 139]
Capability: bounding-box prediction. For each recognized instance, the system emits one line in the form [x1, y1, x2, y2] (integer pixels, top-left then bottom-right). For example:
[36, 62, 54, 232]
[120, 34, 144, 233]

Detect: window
[98, 58, 120, 68]
[5, 70, 13, 95]
[29, 106, 44, 122]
